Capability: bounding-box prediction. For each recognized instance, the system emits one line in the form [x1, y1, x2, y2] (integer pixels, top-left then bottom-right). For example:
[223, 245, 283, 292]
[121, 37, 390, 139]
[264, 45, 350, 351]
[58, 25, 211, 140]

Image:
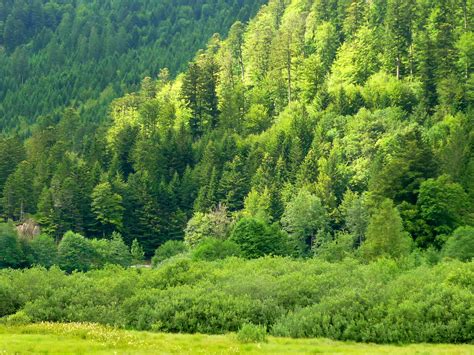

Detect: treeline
[0, 222, 146, 272]
[0, 0, 266, 132]
[0, 257, 472, 344]
[1, 219, 472, 273]
[1, 0, 473, 260]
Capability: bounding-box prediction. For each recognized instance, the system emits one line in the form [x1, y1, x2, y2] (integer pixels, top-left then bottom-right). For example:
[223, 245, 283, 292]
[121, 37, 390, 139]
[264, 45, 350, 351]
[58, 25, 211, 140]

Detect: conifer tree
[361, 199, 412, 260]
[91, 181, 124, 236]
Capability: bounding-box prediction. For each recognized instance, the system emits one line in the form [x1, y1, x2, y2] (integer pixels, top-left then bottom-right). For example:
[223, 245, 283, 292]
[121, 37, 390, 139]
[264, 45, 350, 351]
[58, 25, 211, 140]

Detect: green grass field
[0, 323, 472, 354]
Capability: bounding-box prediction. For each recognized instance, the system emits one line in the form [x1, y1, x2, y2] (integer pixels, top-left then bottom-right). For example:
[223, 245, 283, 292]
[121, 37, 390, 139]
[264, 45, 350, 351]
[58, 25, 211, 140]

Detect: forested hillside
[0, 0, 266, 133]
[1, 0, 473, 262]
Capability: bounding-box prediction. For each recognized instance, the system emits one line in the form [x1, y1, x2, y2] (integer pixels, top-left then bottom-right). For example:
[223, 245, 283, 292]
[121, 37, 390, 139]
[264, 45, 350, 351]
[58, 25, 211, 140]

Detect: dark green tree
[229, 217, 288, 258]
[57, 231, 98, 272]
[29, 234, 57, 268]
[0, 222, 23, 268]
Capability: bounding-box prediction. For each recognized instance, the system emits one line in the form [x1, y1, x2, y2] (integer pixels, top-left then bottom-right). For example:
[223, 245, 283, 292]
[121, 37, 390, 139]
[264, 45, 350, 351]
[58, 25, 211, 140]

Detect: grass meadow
[0, 323, 472, 354]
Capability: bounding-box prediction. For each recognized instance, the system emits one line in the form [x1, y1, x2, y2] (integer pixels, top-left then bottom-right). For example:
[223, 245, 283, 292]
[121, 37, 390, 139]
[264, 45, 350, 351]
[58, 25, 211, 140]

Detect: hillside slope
[0, 0, 266, 133]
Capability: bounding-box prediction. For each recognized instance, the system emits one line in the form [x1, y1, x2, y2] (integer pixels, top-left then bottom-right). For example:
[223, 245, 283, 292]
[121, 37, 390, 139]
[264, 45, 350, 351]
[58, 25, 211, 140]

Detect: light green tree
[131, 239, 145, 264]
[442, 226, 474, 261]
[242, 187, 272, 223]
[184, 204, 232, 247]
[361, 199, 412, 260]
[281, 188, 328, 253]
[91, 181, 124, 235]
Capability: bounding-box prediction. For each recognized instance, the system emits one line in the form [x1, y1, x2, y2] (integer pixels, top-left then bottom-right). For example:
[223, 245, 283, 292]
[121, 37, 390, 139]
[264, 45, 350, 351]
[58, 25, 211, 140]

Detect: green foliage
[281, 188, 328, 254]
[242, 187, 273, 223]
[1, 0, 474, 268]
[191, 238, 241, 261]
[271, 260, 473, 343]
[184, 213, 213, 247]
[0, 137, 25, 215]
[316, 232, 355, 263]
[417, 175, 470, 244]
[229, 218, 288, 258]
[237, 323, 267, 343]
[182, 54, 220, 138]
[91, 232, 132, 268]
[2, 310, 31, 326]
[184, 205, 232, 247]
[0, 258, 471, 344]
[152, 240, 188, 266]
[29, 235, 57, 268]
[0, 0, 266, 133]
[361, 72, 420, 111]
[442, 226, 474, 262]
[57, 231, 98, 273]
[338, 191, 369, 247]
[0, 279, 20, 317]
[91, 182, 124, 236]
[131, 239, 145, 265]
[1, 161, 36, 220]
[0, 222, 23, 268]
[360, 199, 412, 261]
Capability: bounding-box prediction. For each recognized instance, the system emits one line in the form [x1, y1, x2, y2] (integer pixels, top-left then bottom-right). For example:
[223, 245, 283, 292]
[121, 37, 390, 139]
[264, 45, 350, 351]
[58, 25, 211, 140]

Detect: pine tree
[384, 0, 414, 79]
[0, 136, 26, 213]
[36, 187, 58, 238]
[2, 161, 36, 221]
[218, 156, 249, 211]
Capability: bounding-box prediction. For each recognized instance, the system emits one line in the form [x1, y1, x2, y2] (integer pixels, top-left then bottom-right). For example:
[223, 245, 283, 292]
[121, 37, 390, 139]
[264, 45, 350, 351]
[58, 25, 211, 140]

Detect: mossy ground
[0, 323, 472, 354]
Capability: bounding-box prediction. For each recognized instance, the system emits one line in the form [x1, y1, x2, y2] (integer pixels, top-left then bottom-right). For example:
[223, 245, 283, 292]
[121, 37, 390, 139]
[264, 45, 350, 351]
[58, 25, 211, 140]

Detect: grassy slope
[0, 323, 472, 354]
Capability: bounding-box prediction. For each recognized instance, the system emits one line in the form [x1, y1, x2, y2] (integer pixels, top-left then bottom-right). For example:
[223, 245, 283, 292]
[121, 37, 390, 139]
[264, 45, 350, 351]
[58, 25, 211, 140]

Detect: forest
[0, 0, 473, 348]
[0, 0, 266, 133]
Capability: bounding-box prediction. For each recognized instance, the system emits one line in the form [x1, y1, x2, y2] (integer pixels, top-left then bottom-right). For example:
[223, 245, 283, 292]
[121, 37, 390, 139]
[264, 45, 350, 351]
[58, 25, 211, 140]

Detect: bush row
[0, 256, 472, 344]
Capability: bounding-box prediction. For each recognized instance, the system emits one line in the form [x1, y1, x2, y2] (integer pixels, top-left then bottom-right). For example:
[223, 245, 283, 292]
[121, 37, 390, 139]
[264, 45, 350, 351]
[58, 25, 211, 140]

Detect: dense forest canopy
[0, 0, 266, 133]
[0, 0, 473, 263]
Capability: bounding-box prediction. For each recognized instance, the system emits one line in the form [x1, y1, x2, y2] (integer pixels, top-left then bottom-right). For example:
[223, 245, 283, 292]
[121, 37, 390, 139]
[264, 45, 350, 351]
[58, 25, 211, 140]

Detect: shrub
[0, 258, 471, 344]
[3, 310, 31, 325]
[152, 240, 187, 266]
[316, 232, 354, 262]
[121, 286, 280, 333]
[191, 238, 241, 261]
[237, 323, 267, 343]
[0, 278, 20, 317]
[271, 261, 473, 343]
[442, 226, 474, 261]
